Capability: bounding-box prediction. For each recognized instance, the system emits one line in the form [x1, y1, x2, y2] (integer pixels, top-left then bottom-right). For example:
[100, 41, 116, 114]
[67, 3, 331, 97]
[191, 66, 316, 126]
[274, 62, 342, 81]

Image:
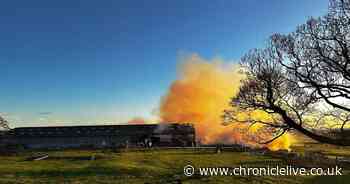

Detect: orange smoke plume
[159, 54, 293, 151]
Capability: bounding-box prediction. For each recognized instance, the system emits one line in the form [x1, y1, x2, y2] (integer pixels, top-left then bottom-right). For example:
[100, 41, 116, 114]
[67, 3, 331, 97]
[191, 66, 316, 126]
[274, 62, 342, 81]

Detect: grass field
[0, 147, 349, 184]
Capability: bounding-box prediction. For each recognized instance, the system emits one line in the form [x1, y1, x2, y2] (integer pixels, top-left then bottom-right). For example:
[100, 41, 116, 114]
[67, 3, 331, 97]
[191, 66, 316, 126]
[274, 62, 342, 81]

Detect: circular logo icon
[184, 165, 195, 176]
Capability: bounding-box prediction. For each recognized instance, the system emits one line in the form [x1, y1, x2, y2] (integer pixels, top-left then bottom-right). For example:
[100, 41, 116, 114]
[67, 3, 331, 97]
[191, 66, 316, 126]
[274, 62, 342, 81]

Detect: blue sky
[0, 0, 328, 127]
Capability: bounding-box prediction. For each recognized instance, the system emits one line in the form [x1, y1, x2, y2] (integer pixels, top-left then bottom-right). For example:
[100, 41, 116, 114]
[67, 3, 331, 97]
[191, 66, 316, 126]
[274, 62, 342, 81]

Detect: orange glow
[127, 117, 148, 125]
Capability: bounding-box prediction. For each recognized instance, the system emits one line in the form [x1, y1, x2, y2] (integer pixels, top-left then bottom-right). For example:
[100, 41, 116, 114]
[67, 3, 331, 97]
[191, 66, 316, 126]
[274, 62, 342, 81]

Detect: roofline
[12, 123, 193, 130]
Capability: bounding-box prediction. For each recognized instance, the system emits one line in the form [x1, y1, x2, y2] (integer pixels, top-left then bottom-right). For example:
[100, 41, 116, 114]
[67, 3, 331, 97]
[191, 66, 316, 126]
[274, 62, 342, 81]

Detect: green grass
[0, 148, 349, 184]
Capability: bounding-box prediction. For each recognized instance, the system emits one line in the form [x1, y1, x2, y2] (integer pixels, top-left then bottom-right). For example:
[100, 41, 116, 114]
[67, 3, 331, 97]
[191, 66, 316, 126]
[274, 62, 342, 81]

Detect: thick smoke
[159, 54, 293, 150]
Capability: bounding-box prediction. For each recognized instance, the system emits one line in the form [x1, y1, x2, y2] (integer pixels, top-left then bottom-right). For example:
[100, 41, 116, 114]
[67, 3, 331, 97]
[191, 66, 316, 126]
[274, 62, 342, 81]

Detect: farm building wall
[0, 124, 195, 149]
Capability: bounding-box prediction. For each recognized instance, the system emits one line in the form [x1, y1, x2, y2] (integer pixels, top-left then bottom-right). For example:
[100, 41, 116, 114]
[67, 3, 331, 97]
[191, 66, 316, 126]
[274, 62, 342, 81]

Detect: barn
[0, 124, 196, 149]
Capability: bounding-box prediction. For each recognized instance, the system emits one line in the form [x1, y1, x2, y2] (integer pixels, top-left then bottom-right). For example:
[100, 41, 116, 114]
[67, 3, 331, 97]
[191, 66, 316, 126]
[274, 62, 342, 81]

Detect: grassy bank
[0, 148, 349, 184]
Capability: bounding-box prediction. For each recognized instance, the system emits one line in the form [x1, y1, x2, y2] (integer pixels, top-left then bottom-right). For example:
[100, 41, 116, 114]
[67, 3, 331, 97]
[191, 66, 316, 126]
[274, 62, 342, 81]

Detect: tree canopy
[224, 0, 350, 146]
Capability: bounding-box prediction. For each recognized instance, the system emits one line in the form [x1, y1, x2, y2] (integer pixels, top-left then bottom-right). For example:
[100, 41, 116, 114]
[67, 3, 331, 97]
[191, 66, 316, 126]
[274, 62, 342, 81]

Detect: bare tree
[272, 0, 350, 112]
[224, 44, 350, 145]
[223, 0, 350, 146]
